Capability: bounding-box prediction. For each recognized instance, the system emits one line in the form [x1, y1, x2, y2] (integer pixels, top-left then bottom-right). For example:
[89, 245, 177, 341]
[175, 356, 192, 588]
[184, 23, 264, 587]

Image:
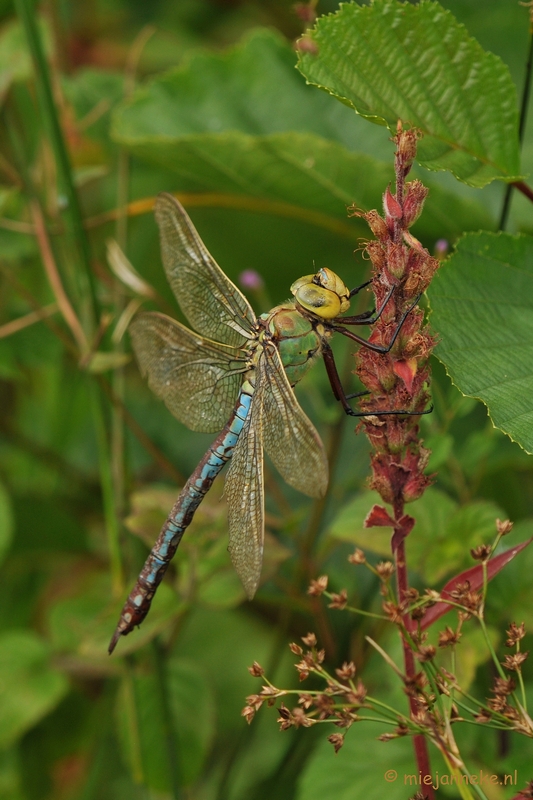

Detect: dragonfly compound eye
[292, 283, 343, 319]
[291, 270, 351, 318]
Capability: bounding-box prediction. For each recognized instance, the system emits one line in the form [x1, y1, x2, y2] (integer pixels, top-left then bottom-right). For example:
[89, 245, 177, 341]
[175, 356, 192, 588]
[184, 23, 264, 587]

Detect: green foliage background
[1, 1, 532, 798]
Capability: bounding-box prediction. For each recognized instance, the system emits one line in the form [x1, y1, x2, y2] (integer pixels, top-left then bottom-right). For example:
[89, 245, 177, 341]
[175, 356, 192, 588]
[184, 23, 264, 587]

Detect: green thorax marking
[259, 302, 325, 386]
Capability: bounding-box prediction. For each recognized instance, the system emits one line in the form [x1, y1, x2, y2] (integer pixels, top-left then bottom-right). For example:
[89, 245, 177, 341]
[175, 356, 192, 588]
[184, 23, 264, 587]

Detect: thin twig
[0, 303, 58, 338]
[30, 198, 88, 354]
[499, 22, 533, 229]
[85, 192, 362, 241]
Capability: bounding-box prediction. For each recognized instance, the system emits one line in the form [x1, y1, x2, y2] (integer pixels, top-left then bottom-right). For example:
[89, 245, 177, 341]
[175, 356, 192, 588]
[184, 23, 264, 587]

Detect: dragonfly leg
[340, 285, 394, 325]
[348, 278, 373, 299]
[321, 339, 432, 418]
[332, 292, 421, 353]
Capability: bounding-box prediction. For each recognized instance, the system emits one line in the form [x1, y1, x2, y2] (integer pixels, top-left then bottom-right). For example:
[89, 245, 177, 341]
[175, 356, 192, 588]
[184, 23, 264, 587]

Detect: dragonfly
[109, 193, 420, 653]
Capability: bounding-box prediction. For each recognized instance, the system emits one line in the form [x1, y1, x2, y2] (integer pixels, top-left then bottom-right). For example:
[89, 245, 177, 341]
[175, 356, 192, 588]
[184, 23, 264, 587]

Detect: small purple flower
[434, 239, 449, 257]
[239, 270, 264, 290]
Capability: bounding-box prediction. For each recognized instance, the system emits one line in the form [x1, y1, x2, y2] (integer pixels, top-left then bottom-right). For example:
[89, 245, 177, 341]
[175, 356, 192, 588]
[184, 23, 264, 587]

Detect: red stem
[395, 511, 434, 798]
[512, 180, 533, 203]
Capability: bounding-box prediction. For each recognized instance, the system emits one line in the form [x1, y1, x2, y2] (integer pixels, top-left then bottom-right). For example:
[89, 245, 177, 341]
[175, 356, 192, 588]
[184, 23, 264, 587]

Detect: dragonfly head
[290, 268, 351, 319]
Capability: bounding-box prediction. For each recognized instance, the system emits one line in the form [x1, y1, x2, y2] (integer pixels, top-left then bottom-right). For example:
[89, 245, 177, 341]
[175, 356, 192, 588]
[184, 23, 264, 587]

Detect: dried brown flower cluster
[349, 125, 439, 525]
[242, 633, 368, 751]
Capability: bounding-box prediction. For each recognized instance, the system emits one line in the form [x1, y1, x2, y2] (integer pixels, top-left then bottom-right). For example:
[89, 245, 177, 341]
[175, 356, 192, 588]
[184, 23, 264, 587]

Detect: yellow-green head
[290, 268, 350, 320]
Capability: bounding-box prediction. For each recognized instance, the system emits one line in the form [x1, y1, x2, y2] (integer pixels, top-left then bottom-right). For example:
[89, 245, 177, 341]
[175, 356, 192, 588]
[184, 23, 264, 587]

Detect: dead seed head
[291, 707, 313, 728]
[502, 652, 529, 671]
[277, 704, 313, 729]
[295, 660, 310, 681]
[449, 581, 471, 600]
[334, 708, 357, 728]
[298, 693, 314, 710]
[248, 661, 264, 677]
[382, 601, 403, 623]
[496, 518, 514, 536]
[335, 661, 357, 681]
[378, 732, 398, 742]
[415, 645, 437, 663]
[438, 626, 462, 648]
[376, 561, 395, 580]
[307, 575, 328, 596]
[302, 632, 317, 647]
[506, 622, 526, 647]
[245, 693, 265, 711]
[328, 732, 345, 753]
[242, 705, 256, 724]
[315, 693, 335, 717]
[328, 589, 348, 610]
[348, 548, 366, 564]
[487, 695, 509, 713]
[404, 671, 427, 694]
[470, 544, 492, 561]
[492, 676, 516, 696]
[346, 680, 367, 705]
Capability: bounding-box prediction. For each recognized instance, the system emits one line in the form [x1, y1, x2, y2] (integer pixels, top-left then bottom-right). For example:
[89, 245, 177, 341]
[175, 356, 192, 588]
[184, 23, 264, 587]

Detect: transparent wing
[130, 312, 248, 433]
[154, 193, 256, 347]
[224, 391, 265, 599]
[260, 343, 328, 498]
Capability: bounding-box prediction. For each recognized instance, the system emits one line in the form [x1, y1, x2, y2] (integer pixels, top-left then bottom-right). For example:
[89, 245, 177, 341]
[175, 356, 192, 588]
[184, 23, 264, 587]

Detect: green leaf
[428, 231, 533, 453]
[166, 658, 215, 785]
[0, 749, 24, 800]
[116, 129, 491, 244]
[112, 28, 492, 243]
[329, 490, 394, 556]
[112, 29, 361, 148]
[421, 499, 505, 583]
[488, 519, 533, 627]
[328, 488, 504, 583]
[116, 658, 215, 790]
[46, 568, 182, 659]
[297, 720, 433, 800]
[297, 0, 521, 187]
[0, 631, 68, 748]
[0, 18, 52, 99]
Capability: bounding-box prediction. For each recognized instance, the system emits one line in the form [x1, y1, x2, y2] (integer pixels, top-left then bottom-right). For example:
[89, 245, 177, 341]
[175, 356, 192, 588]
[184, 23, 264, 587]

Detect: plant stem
[91, 381, 123, 595]
[152, 639, 183, 799]
[15, 0, 98, 330]
[499, 19, 533, 230]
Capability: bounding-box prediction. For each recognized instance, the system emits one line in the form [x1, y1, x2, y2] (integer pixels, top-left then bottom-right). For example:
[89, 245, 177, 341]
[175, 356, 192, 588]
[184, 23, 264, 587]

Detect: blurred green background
[1, 1, 533, 798]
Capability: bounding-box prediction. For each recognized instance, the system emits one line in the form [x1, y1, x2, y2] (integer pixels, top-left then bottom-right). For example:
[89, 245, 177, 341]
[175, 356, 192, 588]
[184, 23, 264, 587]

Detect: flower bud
[402, 180, 429, 228]
[383, 186, 403, 221]
[363, 210, 389, 241]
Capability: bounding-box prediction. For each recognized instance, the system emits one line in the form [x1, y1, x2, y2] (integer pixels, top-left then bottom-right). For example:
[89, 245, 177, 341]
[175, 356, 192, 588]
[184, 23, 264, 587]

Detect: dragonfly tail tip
[108, 631, 121, 655]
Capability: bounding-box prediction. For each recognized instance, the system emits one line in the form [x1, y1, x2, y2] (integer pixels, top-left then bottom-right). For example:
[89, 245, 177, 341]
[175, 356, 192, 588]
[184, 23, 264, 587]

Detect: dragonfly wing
[154, 193, 257, 348]
[130, 311, 247, 433]
[260, 343, 328, 498]
[224, 394, 264, 599]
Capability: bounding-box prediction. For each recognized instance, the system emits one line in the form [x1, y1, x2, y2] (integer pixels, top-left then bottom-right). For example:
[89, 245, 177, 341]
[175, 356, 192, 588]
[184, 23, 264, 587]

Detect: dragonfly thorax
[259, 303, 324, 387]
[290, 267, 350, 320]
